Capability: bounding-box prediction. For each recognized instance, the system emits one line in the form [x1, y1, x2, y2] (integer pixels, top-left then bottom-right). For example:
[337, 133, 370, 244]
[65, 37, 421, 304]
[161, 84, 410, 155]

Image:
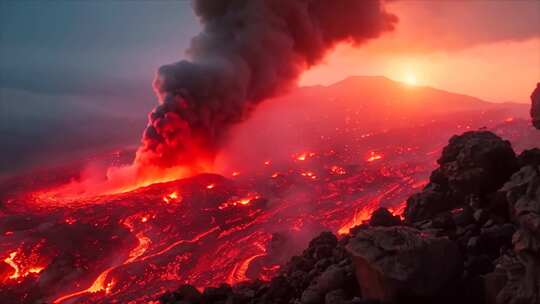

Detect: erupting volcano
[1, 1, 539, 304]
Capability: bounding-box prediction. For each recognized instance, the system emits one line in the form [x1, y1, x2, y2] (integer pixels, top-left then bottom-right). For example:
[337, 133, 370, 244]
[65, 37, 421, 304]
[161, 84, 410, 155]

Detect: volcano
[1, 76, 538, 303]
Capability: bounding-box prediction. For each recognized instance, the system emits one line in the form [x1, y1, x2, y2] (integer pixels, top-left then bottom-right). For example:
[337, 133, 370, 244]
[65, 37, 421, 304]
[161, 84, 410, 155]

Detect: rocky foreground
[159, 130, 539, 304]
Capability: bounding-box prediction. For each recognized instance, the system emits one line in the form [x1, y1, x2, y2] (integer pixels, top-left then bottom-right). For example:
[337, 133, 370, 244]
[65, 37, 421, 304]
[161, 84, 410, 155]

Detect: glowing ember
[163, 191, 182, 204]
[295, 152, 315, 161]
[301, 171, 317, 180]
[330, 165, 347, 175]
[219, 194, 261, 209]
[366, 151, 383, 162]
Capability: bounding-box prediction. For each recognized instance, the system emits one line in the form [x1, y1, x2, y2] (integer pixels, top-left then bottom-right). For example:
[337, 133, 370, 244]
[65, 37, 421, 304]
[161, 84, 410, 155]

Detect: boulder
[437, 131, 518, 194]
[346, 226, 462, 303]
[301, 265, 346, 304]
[369, 208, 401, 227]
[405, 131, 518, 223]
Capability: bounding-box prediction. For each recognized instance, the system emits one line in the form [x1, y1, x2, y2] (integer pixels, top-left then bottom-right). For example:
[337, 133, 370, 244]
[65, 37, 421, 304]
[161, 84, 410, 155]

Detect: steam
[135, 0, 397, 169]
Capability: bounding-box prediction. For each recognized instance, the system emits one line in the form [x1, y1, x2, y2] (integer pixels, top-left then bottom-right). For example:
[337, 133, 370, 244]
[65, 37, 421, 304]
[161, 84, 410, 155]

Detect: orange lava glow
[338, 184, 404, 235]
[330, 165, 347, 175]
[163, 191, 182, 204]
[219, 194, 261, 210]
[3, 251, 45, 281]
[53, 217, 152, 303]
[366, 151, 383, 162]
[295, 152, 315, 161]
[301, 171, 317, 179]
[227, 242, 267, 284]
[4, 252, 20, 279]
[31, 160, 211, 207]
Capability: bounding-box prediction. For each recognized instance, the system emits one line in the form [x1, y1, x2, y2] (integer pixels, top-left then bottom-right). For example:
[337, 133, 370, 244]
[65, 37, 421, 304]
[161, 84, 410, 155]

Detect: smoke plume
[135, 0, 397, 170]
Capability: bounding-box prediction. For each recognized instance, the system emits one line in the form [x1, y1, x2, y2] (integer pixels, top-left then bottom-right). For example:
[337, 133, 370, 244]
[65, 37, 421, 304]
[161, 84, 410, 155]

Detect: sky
[0, 0, 539, 174]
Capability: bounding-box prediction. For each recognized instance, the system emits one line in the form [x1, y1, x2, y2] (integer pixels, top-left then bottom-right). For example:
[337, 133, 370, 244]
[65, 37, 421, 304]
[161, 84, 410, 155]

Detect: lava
[295, 152, 316, 161]
[366, 151, 383, 162]
[1, 113, 537, 303]
[163, 191, 182, 204]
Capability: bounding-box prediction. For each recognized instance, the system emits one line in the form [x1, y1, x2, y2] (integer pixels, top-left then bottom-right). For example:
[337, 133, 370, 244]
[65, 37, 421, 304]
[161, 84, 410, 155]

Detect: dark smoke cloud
[135, 0, 397, 169]
[532, 83, 540, 130]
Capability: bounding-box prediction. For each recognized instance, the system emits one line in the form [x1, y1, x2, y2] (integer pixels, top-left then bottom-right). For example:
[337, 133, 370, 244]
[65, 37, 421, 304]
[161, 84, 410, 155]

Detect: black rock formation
[532, 83, 540, 129]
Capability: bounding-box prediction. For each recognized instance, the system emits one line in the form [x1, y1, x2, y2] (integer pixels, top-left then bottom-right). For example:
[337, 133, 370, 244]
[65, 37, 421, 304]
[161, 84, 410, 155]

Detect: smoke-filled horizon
[135, 0, 397, 169]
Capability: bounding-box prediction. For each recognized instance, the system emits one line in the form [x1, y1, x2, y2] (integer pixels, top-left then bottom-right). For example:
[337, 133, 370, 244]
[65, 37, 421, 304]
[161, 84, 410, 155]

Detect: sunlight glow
[404, 73, 418, 86]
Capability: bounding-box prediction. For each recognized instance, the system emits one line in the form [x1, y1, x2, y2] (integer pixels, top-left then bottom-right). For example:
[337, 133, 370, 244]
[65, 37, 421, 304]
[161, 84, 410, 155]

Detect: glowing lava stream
[227, 242, 267, 284]
[53, 228, 151, 303]
[4, 252, 20, 279]
[3, 251, 44, 280]
[52, 225, 219, 303]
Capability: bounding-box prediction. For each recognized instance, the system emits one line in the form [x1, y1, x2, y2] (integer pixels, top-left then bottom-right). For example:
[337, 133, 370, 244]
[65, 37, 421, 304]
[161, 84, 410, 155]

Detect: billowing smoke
[532, 83, 540, 129]
[135, 0, 397, 169]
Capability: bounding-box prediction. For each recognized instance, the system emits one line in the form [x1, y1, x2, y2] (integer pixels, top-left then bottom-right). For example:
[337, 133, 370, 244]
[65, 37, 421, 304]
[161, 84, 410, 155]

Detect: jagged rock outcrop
[532, 83, 540, 129]
[496, 163, 540, 304]
[405, 131, 518, 223]
[346, 226, 461, 303]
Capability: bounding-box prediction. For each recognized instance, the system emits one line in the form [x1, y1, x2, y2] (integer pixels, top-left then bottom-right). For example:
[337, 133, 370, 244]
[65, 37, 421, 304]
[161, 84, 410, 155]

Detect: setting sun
[404, 73, 418, 86]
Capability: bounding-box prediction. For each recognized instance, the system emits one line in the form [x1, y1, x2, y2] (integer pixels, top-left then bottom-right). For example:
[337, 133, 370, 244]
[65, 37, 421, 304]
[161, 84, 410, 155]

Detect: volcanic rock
[346, 226, 462, 303]
[159, 284, 202, 304]
[437, 131, 518, 194]
[301, 265, 346, 304]
[369, 208, 401, 227]
[532, 82, 540, 129]
[405, 131, 518, 223]
[497, 164, 540, 304]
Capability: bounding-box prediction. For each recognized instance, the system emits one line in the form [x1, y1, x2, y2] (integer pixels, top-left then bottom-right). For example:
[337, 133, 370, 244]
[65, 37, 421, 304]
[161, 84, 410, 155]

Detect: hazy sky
[0, 0, 539, 174]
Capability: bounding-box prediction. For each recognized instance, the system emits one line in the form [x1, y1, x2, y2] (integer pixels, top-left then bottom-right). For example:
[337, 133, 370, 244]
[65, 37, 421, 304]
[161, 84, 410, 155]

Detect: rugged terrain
[160, 130, 539, 304]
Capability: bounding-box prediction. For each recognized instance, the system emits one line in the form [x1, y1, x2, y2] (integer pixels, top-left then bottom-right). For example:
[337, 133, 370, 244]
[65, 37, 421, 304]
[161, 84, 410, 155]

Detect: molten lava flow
[53, 216, 152, 303]
[219, 194, 261, 210]
[4, 252, 20, 280]
[338, 184, 403, 235]
[2, 247, 46, 282]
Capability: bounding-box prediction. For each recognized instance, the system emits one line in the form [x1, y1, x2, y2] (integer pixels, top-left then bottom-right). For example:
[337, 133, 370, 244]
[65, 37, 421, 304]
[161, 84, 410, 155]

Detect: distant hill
[227, 76, 530, 161]
[280, 76, 528, 122]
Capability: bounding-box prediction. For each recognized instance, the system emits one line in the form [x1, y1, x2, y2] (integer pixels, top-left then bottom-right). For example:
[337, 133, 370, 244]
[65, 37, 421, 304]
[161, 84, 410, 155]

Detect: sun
[404, 73, 418, 86]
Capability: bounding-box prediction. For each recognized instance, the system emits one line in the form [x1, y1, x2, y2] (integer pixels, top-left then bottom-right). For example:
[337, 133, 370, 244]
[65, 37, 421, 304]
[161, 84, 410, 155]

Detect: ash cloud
[135, 0, 397, 169]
